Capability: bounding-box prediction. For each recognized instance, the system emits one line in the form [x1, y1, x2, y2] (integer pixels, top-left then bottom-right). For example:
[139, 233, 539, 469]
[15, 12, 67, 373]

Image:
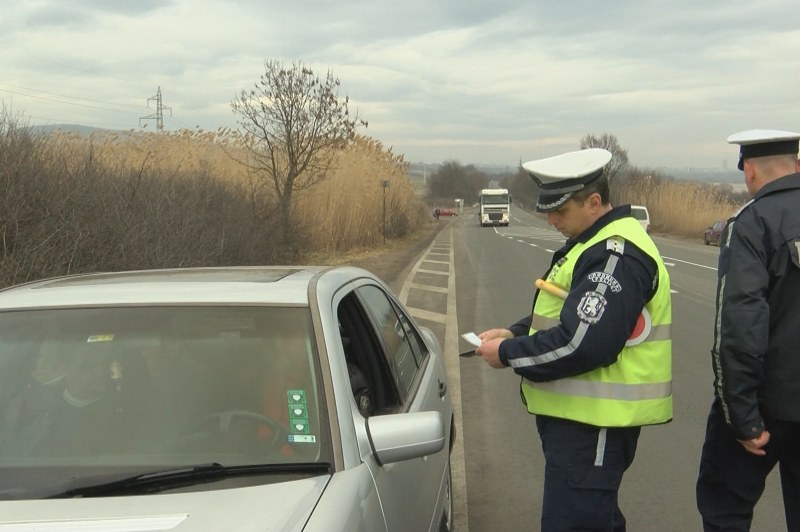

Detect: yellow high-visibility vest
[521, 216, 672, 427]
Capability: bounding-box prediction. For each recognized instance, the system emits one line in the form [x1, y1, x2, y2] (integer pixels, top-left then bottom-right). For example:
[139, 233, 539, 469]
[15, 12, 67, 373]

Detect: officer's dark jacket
[712, 172, 800, 440]
[498, 205, 658, 380]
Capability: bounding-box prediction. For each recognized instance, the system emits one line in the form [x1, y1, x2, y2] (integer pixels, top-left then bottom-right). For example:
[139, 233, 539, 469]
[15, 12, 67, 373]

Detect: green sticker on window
[287, 389, 309, 435]
[287, 389, 306, 403]
[290, 418, 310, 434]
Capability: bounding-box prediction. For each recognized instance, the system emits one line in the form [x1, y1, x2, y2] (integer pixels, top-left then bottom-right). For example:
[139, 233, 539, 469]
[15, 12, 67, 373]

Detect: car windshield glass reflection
[0, 306, 329, 496]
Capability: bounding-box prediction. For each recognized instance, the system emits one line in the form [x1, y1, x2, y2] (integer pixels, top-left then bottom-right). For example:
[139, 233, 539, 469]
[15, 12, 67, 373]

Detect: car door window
[336, 292, 401, 416]
[356, 285, 420, 396]
[392, 301, 429, 366]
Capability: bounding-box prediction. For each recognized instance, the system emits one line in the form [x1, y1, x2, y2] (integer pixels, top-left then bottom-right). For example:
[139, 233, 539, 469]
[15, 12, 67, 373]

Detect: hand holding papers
[460, 332, 481, 357]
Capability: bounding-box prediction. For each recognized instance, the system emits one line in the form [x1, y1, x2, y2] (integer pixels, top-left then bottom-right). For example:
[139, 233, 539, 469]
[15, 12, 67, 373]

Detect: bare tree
[231, 60, 365, 251]
[427, 160, 489, 203]
[580, 132, 630, 184]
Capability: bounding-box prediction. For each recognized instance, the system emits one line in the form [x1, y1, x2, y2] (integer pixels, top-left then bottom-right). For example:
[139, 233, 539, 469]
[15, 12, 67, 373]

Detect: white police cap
[727, 129, 800, 171]
[522, 148, 613, 213]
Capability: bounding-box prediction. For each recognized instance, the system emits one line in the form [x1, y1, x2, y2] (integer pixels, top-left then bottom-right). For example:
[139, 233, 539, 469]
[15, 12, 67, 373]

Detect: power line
[0, 82, 144, 110]
[0, 86, 140, 116]
[0, 46, 185, 131]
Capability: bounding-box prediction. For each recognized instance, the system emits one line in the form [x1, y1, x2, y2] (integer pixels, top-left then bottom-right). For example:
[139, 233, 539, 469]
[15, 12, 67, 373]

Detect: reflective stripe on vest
[530, 378, 671, 401]
[521, 216, 672, 427]
[530, 314, 671, 350]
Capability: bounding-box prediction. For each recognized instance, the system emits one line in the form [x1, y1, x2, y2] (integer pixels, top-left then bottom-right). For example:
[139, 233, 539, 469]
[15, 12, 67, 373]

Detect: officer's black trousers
[696, 399, 800, 531]
[536, 415, 640, 532]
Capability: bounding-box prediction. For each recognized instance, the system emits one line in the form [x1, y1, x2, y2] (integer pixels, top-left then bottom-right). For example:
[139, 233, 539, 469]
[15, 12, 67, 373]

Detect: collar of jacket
[566, 205, 632, 246]
[754, 172, 800, 201]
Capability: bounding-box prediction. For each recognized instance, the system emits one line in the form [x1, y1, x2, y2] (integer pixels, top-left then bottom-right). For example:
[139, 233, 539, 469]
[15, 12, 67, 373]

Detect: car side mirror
[365, 411, 445, 465]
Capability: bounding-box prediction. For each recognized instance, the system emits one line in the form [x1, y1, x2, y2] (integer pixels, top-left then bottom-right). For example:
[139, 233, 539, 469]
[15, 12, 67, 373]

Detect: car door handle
[438, 379, 447, 398]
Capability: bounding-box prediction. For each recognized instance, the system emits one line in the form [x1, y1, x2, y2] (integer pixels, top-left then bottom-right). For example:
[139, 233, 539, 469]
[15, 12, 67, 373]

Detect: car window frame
[354, 285, 417, 400]
[355, 285, 430, 393]
[333, 289, 402, 416]
[350, 281, 430, 412]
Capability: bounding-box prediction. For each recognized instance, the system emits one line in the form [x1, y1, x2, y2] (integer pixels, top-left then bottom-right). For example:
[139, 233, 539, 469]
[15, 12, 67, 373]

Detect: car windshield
[630, 208, 648, 221]
[0, 306, 331, 496]
[481, 194, 508, 205]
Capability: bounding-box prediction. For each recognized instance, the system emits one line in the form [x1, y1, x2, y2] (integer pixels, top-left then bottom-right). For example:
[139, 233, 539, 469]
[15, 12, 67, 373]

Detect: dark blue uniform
[500, 206, 659, 532]
[697, 173, 800, 531]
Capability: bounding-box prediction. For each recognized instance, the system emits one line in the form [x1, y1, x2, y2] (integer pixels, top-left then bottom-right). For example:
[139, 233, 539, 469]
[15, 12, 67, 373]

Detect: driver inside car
[0, 334, 169, 458]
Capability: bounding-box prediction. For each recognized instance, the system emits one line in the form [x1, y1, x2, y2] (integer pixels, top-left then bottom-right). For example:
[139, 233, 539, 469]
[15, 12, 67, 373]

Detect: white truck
[479, 188, 510, 227]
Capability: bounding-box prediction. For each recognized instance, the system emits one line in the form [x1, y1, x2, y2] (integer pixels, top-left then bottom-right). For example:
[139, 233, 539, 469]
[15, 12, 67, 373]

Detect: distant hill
[647, 166, 742, 185]
[27, 123, 116, 136]
[406, 161, 517, 183]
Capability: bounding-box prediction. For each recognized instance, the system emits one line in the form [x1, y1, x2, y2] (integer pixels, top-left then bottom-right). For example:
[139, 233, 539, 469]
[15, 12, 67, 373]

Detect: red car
[704, 220, 727, 246]
[434, 208, 457, 218]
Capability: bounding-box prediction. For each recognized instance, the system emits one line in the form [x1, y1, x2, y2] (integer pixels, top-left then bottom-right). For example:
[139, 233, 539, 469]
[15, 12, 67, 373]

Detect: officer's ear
[587, 192, 603, 210]
[743, 160, 758, 182]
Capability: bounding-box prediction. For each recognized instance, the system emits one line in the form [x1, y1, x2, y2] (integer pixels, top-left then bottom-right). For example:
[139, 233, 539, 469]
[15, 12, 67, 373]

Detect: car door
[715, 221, 727, 244]
[336, 281, 451, 531]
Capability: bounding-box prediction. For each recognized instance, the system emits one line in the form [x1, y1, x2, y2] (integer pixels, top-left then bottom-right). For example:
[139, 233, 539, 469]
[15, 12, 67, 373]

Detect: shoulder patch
[588, 271, 622, 292]
[577, 291, 607, 324]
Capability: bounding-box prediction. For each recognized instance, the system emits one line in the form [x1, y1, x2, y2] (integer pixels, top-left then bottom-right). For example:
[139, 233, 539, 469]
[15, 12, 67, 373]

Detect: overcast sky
[2, 0, 799, 169]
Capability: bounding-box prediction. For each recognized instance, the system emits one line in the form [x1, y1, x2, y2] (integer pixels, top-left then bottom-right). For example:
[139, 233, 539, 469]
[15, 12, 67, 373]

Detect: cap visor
[535, 192, 573, 213]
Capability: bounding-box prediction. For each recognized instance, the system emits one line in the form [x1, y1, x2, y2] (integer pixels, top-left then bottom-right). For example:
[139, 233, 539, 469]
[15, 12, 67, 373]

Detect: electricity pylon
[139, 86, 172, 131]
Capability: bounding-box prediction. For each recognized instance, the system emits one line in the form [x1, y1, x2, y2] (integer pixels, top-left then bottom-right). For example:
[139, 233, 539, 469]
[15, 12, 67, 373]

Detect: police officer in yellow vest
[476, 148, 672, 532]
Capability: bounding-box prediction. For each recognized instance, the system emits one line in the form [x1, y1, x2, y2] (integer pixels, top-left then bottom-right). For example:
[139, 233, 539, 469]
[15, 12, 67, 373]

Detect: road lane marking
[662, 255, 717, 271]
[399, 227, 469, 532]
[415, 268, 449, 276]
[409, 282, 449, 294]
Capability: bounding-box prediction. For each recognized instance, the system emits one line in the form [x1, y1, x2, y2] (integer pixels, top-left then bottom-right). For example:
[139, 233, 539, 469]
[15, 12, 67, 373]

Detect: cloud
[1, 0, 799, 168]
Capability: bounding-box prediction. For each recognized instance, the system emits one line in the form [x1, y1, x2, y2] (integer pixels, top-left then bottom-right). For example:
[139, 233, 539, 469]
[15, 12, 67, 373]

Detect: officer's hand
[476, 337, 505, 369]
[478, 328, 513, 342]
[738, 430, 770, 456]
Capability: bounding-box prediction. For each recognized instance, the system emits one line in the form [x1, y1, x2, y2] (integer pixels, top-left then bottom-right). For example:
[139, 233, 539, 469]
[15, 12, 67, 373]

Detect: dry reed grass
[615, 176, 741, 237]
[1, 114, 427, 288]
[297, 136, 422, 253]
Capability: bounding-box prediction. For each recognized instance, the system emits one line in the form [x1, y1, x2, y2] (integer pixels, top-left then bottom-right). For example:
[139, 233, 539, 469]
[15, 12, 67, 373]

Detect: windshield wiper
[47, 462, 332, 498]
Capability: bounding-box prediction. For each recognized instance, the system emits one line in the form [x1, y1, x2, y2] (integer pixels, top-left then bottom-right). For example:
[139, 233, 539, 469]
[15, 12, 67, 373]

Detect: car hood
[0, 475, 330, 531]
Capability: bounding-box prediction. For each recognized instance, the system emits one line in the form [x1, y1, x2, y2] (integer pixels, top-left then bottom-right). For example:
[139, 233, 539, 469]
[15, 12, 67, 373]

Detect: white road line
[398, 227, 469, 532]
[662, 255, 717, 271]
[415, 268, 449, 276]
[407, 307, 447, 324]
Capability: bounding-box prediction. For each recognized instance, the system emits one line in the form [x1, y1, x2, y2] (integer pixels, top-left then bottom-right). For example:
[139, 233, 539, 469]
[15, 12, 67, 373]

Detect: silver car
[0, 266, 453, 531]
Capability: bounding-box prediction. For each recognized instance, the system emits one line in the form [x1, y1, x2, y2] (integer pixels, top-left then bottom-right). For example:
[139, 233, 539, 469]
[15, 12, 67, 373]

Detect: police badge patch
[577, 291, 607, 324]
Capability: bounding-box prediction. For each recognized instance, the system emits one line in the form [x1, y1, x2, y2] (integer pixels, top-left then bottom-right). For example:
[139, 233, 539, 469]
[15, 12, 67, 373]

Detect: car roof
[0, 266, 372, 310]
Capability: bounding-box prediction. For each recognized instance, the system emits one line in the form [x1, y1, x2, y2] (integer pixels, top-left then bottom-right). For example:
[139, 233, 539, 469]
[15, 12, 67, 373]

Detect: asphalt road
[388, 207, 786, 532]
